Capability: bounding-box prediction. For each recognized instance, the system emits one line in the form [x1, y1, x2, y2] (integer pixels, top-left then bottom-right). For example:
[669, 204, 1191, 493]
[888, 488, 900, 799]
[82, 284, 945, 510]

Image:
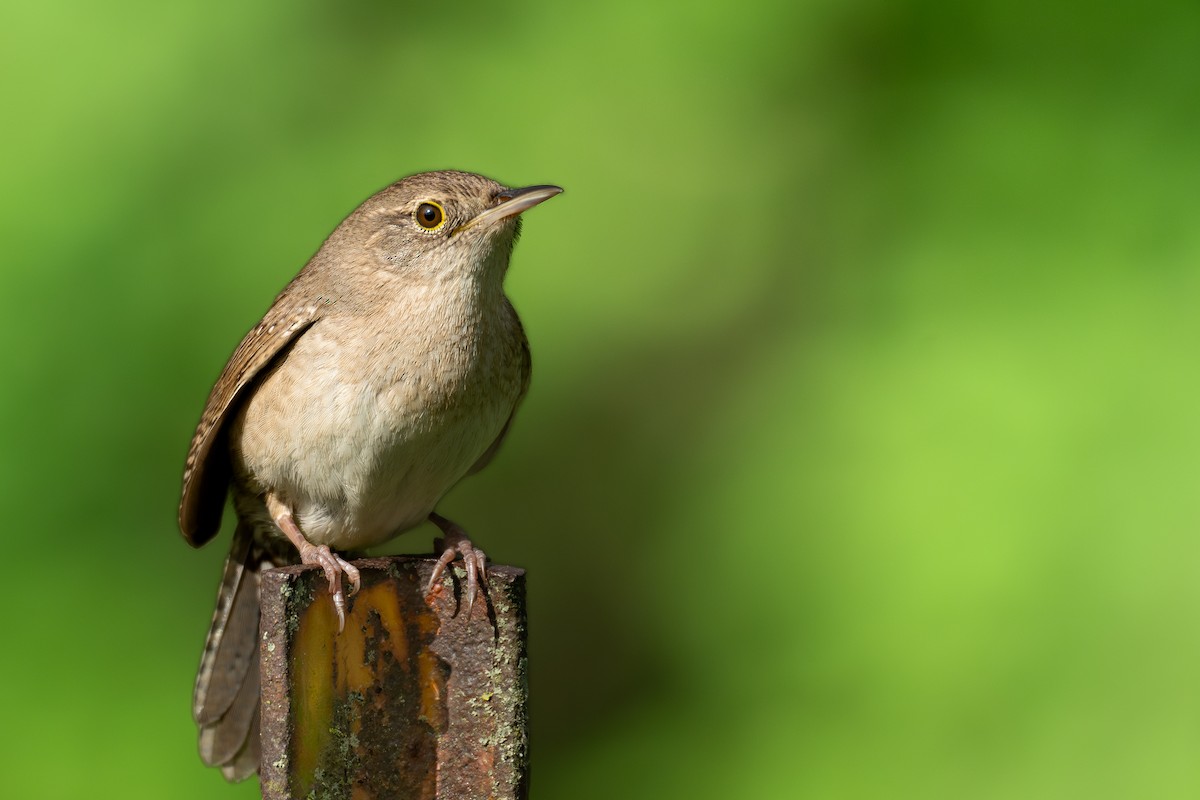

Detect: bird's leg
[265, 492, 360, 632]
[427, 512, 488, 615]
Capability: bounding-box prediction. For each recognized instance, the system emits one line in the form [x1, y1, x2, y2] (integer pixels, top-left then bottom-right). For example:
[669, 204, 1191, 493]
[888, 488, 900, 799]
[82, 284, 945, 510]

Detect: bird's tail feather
[193, 522, 268, 782]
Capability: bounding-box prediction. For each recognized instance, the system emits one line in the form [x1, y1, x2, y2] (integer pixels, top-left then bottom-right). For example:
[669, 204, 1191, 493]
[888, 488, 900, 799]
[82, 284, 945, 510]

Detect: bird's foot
[427, 512, 488, 615]
[297, 542, 361, 632]
[267, 491, 360, 632]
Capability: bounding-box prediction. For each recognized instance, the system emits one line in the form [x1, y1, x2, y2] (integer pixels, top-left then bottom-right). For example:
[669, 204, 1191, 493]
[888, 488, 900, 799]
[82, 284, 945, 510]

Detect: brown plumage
[179, 170, 560, 780]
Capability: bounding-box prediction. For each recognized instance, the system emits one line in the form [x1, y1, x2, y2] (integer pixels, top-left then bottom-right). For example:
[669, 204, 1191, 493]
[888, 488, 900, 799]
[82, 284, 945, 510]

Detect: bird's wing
[179, 296, 324, 547]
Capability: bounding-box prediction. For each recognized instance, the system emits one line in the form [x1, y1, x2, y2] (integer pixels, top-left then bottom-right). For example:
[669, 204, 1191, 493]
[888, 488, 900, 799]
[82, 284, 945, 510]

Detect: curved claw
[343, 560, 362, 598]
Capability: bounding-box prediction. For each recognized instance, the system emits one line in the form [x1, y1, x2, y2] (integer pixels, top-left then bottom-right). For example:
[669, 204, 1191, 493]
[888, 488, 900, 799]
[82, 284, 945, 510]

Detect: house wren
[178, 170, 561, 781]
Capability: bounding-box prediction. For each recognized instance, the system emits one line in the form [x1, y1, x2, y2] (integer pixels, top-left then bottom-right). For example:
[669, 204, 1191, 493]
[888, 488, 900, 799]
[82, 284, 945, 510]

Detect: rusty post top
[258, 556, 528, 800]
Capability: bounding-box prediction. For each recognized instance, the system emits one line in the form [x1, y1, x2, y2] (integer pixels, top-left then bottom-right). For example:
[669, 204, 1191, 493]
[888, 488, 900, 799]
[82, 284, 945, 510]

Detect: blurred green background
[3, 0, 1200, 797]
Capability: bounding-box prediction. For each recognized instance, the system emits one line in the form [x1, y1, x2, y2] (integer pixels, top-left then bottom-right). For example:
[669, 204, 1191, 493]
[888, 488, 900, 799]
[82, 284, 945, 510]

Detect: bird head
[344, 170, 562, 288]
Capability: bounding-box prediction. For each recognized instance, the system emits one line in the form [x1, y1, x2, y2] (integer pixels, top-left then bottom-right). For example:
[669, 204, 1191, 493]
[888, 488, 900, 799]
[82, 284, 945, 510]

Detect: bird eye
[415, 201, 446, 232]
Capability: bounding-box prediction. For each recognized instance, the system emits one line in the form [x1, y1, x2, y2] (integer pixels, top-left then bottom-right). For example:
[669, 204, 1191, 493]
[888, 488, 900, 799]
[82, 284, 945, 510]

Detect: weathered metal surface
[259, 557, 528, 800]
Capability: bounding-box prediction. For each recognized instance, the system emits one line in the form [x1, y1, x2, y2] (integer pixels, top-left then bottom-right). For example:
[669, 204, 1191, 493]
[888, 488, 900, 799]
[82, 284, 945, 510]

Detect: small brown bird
[179, 170, 561, 781]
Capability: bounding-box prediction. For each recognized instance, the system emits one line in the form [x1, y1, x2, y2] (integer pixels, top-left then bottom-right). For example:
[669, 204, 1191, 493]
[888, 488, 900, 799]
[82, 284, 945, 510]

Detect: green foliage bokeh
[3, 0, 1200, 797]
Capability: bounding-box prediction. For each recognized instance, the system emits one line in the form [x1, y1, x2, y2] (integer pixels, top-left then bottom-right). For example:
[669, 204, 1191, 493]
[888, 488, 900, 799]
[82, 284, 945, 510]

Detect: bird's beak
[455, 184, 563, 234]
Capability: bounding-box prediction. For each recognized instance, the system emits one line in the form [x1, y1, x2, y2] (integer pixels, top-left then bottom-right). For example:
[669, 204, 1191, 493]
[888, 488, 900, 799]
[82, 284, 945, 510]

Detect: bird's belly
[231, 324, 520, 552]
[296, 418, 495, 551]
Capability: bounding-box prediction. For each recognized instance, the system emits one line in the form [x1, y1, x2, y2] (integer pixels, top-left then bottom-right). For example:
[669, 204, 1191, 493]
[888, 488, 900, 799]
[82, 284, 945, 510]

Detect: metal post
[258, 557, 528, 799]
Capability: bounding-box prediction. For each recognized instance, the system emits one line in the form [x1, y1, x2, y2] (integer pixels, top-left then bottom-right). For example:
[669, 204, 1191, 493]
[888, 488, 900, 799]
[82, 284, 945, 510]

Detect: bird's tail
[192, 522, 269, 782]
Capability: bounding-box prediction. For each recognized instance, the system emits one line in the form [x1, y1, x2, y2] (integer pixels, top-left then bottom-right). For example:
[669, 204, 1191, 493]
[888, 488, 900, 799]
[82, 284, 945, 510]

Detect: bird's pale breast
[230, 289, 527, 551]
